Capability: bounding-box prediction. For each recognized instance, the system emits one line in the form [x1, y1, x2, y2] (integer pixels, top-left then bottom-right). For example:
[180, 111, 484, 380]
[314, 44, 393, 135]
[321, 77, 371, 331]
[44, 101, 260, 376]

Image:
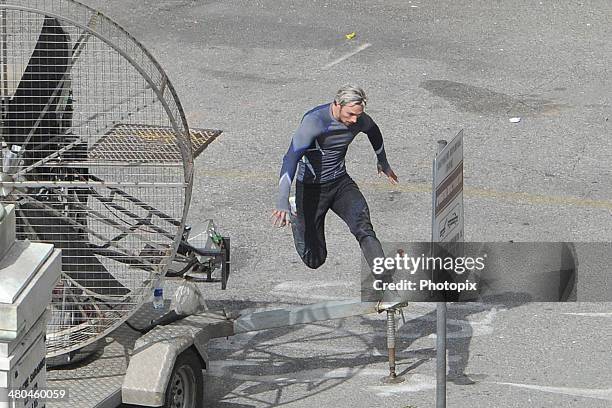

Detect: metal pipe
[2, 180, 186, 188]
[0, 0, 7, 126]
[0, 3, 6, 151]
[386, 310, 397, 379]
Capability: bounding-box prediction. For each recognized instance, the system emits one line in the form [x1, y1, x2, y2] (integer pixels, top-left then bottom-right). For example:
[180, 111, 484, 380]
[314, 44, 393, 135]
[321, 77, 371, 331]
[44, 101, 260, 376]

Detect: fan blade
[5, 17, 70, 152]
[17, 202, 129, 297]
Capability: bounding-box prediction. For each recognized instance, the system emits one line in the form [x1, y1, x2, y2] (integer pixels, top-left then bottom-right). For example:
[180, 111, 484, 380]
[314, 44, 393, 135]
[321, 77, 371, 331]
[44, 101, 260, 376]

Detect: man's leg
[330, 176, 401, 303]
[329, 176, 385, 269]
[291, 181, 332, 269]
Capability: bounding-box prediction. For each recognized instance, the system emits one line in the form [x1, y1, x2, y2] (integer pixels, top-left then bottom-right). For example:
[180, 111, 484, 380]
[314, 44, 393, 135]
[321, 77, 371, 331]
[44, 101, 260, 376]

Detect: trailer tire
[164, 348, 203, 408]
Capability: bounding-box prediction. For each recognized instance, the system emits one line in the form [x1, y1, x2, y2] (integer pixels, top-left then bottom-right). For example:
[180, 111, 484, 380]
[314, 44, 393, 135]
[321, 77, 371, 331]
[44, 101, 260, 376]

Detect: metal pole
[434, 139, 448, 408]
[386, 310, 401, 381]
[381, 307, 404, 384]
[436, 302, 447, 407]
[387, 311, 396, 376]
[0, 1, 7, 138]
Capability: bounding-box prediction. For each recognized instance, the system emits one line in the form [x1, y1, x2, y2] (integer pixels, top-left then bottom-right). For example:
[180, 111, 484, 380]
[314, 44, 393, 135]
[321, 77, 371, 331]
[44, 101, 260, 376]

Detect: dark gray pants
[291, 174, 384, 271]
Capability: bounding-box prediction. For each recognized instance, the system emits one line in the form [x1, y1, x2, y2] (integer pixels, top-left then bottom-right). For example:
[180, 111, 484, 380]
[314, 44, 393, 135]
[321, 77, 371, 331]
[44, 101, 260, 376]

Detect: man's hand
[377, 164, 399, 185]
[271, 209, 291, 228]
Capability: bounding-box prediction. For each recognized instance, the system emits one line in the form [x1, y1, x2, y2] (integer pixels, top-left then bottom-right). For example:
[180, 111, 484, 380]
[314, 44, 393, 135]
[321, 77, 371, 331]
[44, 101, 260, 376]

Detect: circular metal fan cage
[0, 0, 194, 358]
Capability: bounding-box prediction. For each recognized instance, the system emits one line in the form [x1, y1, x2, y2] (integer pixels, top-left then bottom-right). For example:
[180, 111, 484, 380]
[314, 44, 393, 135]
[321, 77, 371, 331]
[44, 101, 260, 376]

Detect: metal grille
[0, 0, 193, 357]
[90, 124, 221, 163]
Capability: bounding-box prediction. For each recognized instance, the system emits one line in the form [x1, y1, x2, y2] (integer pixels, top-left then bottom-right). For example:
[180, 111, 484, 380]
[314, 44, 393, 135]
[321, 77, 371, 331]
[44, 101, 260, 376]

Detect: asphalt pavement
[80, 1, 612, 407]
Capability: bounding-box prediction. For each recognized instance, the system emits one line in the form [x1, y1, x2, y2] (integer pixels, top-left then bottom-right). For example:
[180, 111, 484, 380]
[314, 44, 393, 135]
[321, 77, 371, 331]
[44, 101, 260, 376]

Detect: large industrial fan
[0, 0, 227, 360]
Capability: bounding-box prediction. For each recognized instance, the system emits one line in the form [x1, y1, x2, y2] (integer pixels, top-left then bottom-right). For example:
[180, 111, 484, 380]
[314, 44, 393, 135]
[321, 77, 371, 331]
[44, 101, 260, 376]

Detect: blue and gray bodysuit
[276, 103, 390, 212]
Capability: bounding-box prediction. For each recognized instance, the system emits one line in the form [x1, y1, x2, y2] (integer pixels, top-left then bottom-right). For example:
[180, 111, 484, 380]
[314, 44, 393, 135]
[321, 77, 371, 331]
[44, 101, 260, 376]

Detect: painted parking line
[322, 43, 372, 69]
[200, 169, 612, 210]
[272, 280, 352, 301]
[562, 312, 612, 317]
[361, 180, 612, 210]
[494, 382, 612, 401]
[464, 186, 612, 210]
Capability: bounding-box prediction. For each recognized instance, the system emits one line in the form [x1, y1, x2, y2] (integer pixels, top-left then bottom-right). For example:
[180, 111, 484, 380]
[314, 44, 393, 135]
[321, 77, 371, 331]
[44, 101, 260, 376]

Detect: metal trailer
[46, 299, 406, 408]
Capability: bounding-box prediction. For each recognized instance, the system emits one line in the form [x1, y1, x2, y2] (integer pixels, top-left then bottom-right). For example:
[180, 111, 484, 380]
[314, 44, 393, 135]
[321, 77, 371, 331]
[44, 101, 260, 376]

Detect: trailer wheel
[165, 348, 203, 408]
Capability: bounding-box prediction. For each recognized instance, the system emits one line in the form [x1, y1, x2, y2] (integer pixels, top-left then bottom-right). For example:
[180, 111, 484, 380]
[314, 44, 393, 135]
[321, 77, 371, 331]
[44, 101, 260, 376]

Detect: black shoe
[447, 373, 476, 385]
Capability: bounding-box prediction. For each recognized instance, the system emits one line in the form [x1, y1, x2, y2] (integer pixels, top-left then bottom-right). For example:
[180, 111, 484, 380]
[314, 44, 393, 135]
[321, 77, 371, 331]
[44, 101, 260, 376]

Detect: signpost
[431, 130, 464, 408]
[433, 130, 464, 243]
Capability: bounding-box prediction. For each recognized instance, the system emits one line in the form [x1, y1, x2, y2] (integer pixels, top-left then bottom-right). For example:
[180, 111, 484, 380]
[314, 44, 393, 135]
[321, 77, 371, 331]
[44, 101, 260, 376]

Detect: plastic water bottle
[152, 276, 164, 310]
[6, 144, 21, 174]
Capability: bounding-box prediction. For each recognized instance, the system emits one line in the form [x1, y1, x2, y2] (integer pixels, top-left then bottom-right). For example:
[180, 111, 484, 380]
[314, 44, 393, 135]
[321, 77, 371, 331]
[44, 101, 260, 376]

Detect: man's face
[337, 102, 364, 126]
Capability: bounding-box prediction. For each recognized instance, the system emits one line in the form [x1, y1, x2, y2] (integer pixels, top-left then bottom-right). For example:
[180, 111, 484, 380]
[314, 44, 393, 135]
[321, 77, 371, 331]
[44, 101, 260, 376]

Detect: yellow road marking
[363, 180, 612, 210]
[199, 170, 612, 210]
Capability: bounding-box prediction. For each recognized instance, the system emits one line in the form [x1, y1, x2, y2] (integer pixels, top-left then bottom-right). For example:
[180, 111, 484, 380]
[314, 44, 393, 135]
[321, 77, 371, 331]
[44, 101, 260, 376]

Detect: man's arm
[275, 115, 320, 212]
[363, 117, 390, 171]
[362, 115, 398, 184]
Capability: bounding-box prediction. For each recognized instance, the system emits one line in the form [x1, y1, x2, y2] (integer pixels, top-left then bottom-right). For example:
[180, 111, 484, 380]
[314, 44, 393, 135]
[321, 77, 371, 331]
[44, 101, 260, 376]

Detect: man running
[271, 85, 398, 274]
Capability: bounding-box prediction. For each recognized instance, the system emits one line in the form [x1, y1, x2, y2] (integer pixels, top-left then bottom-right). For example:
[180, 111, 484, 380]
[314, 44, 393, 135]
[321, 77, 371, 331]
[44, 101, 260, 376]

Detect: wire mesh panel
[0, 0, 193, 357]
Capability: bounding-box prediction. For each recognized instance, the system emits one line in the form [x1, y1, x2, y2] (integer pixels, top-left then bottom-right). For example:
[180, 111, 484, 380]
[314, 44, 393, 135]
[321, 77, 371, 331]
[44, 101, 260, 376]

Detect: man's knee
[353, 226, 377, 243]
[345, 207, 376, 243]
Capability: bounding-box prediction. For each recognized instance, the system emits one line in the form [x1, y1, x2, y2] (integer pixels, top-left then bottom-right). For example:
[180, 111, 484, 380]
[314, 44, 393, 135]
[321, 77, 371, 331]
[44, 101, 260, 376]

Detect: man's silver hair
[334, 84, 367, 107]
